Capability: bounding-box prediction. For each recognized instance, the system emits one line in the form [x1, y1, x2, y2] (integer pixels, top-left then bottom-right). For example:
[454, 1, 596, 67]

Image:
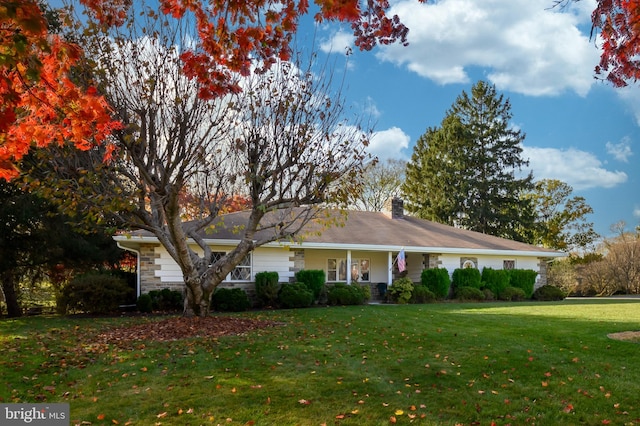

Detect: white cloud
[368, 127, 411, 161]
[376, 0, 600, 96]
[319, 30, 354, 55]
[615, 85, 640, 127]
[522, 145, 627, 190]
[606, 137, 633, 163]
[634, 206, 640, 219]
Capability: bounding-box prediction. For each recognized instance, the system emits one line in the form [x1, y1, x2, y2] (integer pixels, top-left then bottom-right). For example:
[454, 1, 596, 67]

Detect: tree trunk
[1, 271, 22, 318]
[183, 277, 215, 317]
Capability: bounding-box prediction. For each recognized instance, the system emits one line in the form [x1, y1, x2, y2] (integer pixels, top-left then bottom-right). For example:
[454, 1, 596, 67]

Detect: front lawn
[2, 299, 640, 425]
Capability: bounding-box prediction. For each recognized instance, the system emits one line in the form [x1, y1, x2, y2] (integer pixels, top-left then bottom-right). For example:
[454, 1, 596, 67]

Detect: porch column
[346, 250, 352, 284]
[387, 251, 393, 284]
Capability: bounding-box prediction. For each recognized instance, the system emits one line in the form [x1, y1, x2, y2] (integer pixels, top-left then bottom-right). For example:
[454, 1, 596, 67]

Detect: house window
[327, 258, 369, 282]
[327, 258, 347, 282]
[230, 253, 252, 281]
[210, 251, 252, 281]
[503, 260, 516, 270]
[210, 251, 225, 265]
[462, 259, 476, 269]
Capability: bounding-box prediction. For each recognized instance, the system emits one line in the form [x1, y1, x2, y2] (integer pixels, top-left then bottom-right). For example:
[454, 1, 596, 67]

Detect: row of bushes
[56, 266, 565, 314]
[212, 271, 371, 312]
[387, 267, 566, 304]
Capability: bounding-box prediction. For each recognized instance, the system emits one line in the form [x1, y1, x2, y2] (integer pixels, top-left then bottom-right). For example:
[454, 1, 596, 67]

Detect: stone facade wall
[424, 254, 442, 269]
[536, 258, 549, 288]
[139, 244, 164, 293]
[289, 250, 305, 282]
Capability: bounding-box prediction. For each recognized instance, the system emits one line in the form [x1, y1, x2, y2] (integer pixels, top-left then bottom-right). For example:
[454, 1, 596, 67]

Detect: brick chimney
[391, 197, 404, 219]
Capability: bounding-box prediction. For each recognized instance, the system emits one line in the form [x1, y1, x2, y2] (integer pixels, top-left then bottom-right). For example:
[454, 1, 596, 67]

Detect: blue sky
[304, 0, 639, 238]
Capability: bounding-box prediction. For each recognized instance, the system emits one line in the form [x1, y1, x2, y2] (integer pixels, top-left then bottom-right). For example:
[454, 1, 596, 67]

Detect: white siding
[155, 247, 182, 283]
[252, 246, 295, 282]
[147, 244, 543, 287]
[152, 244, 293, 283]
[438, 254, 541, 283]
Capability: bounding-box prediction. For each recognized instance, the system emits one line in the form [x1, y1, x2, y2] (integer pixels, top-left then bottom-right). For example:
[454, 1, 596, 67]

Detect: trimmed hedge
[148, 288, 183, 311]
[533, 285, 566, 301]
[507, 269, 537, 298]
[58, 272, 133, 314]
[455, 286, 485, 301]
[255, 271, 280, 307]
[211, 288, 251, 312]
[481, 268, 510, 299]
[136, 294, 153, 313]
[327, 283, 369, 306]
[421, 268, 450, 299]
[410, 285, 437, 304]
[452, 268, 482, 291]
[499, 286, 526, 301]
[278, 283, 313, 309]
[295, 270, 326, 302]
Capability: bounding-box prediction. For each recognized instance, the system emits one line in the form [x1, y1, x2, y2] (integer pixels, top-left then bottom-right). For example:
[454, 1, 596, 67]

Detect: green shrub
[136, 294, 153, 313]
[295, 270, 326, 302]
[452, 268, 482, 291]
[388, 277, 414, 304]
[327, 283, 368, 306]
[359, 283, 371, 302]
[278, 283, 313, 309]
[499, 286, 527, 301]
[455, 286, 486, 301]
[58, 272, 132, 314]
[255, 271, 280, 307]
[507, 269, 538, 298]
[410, 285, 437, 304]
[481, 268, 510, 298]
[148, 288, 183, 311]
[421, 268, 450, 299]
[532, 285, 566, 301]
[211, 288, 251, 312]
[482, 288, 495, 301]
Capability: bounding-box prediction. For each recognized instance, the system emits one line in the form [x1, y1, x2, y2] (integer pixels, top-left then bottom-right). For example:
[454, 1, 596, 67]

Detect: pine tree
[402, 81, 534, 240]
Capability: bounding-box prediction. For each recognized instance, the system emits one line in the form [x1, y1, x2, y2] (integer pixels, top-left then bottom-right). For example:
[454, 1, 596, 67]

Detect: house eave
[113, 235, 566, 258]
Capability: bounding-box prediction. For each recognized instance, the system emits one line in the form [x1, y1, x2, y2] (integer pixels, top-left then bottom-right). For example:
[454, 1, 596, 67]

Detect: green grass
[2, 300, 640, 425]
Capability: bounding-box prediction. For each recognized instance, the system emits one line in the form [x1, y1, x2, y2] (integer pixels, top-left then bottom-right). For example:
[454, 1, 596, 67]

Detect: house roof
[115, 209, 565, 258]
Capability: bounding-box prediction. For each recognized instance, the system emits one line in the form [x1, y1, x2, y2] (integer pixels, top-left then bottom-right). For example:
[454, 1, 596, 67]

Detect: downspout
[117, 243, 141, 299]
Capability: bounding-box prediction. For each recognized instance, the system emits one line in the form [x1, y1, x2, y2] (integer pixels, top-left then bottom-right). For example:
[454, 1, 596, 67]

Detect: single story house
[114, 199, 566, 299]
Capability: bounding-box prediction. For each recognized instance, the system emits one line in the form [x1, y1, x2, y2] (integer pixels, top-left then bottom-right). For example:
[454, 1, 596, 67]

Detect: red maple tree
[591, 0, 640, 86]
[0, 1, 121, 181]
[1, 0, 410, 181]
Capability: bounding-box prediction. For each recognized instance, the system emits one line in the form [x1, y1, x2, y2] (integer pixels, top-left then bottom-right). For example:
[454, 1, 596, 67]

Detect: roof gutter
[113, 235, 566, 258]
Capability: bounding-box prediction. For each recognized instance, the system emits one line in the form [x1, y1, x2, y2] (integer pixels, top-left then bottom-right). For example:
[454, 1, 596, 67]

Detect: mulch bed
[95, 316, 283, 345]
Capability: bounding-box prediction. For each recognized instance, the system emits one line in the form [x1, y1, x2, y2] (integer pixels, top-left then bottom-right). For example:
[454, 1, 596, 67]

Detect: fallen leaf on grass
[298, 399, 311, 405]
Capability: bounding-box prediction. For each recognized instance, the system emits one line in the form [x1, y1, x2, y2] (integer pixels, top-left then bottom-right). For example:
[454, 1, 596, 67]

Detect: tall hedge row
[420, 268, 450, 299]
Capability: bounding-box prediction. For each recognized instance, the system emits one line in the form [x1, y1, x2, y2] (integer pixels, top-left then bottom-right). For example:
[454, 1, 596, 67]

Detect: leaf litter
[94, 316, 283, 346]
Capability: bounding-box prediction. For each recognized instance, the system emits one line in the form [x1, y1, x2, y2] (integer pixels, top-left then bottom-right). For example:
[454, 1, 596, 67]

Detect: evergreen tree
[402, 81, 534, 240]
